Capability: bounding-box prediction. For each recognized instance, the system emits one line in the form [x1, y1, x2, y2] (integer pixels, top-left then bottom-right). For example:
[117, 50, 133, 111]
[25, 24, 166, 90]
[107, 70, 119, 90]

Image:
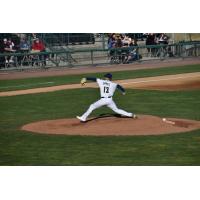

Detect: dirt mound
[21, 115, 200, 136]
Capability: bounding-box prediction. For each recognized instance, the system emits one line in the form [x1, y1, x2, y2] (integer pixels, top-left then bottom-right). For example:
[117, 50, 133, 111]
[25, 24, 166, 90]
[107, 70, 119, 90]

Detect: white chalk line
[0, 82, 55, 89]
[120, 74, 200, 85]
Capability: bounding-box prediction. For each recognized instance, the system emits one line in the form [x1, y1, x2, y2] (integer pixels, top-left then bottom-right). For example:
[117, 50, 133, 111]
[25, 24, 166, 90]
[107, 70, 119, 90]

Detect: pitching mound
[21, 115, 200, 136]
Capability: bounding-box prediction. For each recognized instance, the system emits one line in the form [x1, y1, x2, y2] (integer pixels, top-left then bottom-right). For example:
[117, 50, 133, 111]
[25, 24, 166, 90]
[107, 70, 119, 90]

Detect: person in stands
[0, 39, 6, 68]
[3, 38, 16, 66]
[31, 38, 46, 66]
[18, 37, 30, 66]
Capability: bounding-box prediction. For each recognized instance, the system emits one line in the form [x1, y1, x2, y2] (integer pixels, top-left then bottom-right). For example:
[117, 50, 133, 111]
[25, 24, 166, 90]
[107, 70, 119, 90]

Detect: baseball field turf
[0, 64, 200, 165]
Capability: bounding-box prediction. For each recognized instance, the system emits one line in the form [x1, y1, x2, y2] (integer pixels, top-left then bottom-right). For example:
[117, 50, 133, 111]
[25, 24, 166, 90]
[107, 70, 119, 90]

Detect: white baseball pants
[81, 98, 133, 120]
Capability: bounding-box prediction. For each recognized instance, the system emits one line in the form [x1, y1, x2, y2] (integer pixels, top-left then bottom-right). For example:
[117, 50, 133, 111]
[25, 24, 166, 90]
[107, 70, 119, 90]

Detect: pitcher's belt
[101, 96, 112, 98]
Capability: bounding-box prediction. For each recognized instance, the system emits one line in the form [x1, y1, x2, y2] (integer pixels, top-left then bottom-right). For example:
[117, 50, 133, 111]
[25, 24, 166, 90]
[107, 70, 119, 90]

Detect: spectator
[108, 34, 117, 62]
[121, 35, 131, 63]
[32, 38, 45, 51]
[108, 34, 116, 49]
[146, 33, 157, 56]
[113, 35, 123, 62]
[115, 35, 123, 48]
[0, 39, 5, 68]
[3, 38, 16, 66]
[31, 38, 46, 66]
[3, 38, 15, 52]
[157, 33, 170, 57]
[158, 33, 169, 45]
[18, 37, 30, 66]
[126, 39, 140, 63]
[20, 37, 30, 50]
[31, 33, 38, 43]
[122, 35, 131, 46]
[7, 38, 15, 50]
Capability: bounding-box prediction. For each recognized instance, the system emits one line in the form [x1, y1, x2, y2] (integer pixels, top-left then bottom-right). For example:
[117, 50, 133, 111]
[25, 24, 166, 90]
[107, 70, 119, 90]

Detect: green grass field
[1, 64, 200, 92]
[0, 64, 200, 165]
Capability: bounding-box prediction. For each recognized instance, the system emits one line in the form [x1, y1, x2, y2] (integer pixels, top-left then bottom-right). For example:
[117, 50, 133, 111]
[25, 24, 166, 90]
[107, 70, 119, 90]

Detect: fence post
[55, 53, 59, 66]
[178, 43, 181, 57]
[102, 34, 105, 50]
[194, 44, 197, 57]
[67, 33, 69, 46]
[91, 50, 94, 65]
[181, 43, 185, 59]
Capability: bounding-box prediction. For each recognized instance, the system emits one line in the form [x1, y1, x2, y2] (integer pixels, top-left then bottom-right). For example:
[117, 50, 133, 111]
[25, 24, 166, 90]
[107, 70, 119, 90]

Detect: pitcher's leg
[107, 100, 133, 117]
[80, 99, 106, 121]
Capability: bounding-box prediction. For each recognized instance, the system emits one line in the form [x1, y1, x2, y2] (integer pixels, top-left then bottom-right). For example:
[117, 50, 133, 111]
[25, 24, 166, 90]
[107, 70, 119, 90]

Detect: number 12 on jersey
[104, 86, 109, 93]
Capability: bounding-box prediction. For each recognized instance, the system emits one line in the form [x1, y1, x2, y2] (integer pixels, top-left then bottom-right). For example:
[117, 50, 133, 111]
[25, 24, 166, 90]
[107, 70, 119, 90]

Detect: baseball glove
[80, 78, 86, 85]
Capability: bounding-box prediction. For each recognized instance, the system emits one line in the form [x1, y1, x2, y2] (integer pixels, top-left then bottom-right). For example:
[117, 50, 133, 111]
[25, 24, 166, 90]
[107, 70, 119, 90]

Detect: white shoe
[132, 114, 138, 119]
[76, 116, 86, 122]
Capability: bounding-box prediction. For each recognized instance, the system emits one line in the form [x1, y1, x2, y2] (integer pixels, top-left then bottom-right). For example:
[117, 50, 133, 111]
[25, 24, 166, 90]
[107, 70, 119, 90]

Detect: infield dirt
[21, 115, 200, 136]
[1, 72, 200, 96]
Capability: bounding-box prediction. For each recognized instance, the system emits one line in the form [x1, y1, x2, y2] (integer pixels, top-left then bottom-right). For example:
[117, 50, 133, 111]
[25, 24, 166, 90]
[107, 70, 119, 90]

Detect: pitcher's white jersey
[76, 76, 135, 122]
[97, 78, 117, 98]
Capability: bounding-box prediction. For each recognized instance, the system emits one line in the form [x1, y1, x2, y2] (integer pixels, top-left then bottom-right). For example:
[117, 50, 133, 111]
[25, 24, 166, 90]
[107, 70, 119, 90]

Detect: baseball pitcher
[76, 73, 137, 122]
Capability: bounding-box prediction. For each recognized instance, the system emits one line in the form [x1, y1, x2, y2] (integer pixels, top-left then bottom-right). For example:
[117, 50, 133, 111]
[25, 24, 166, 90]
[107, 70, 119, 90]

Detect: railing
[38, 33, 95, 47]
[0, 42, 199, 70]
